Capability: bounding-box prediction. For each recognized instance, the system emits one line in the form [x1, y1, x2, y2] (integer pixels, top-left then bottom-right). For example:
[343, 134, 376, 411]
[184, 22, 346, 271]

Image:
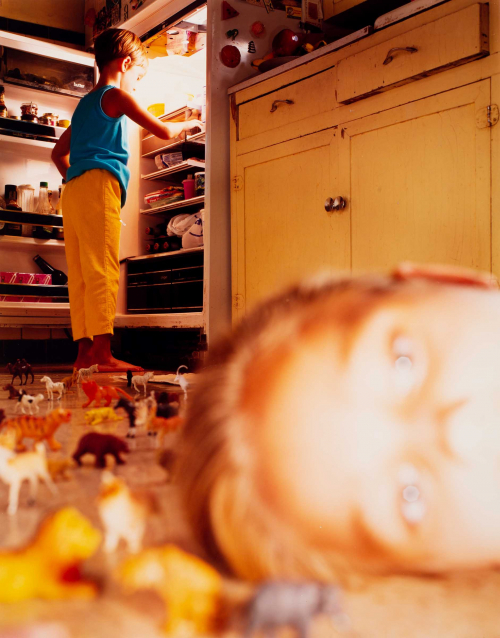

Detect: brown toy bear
[73, 433, 129, 468]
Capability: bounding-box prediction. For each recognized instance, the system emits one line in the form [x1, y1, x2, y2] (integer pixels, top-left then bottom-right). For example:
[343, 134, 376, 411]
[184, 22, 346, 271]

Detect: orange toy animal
[1, 408, 71, 451]
[81, 381, 132, 408]
[148, 416, 185, 444]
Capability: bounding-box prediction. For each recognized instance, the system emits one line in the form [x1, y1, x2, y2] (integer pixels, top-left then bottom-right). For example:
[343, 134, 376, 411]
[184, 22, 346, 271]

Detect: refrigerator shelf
[0, 235, 65, 248]
[0, 209, 63, 228]
[141, 159, 205, 181]
[0, 282, 69, 298]
[141, 132, 206, 158]
[140, 195, 204, 215]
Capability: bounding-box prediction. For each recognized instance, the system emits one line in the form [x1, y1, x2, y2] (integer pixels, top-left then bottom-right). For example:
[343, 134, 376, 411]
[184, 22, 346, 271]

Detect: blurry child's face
[255, 285, 500, 572]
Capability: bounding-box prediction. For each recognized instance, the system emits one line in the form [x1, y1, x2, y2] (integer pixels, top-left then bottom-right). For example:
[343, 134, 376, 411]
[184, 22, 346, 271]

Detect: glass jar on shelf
[33, 181, 53, 239]
[17, 184, 35, 237]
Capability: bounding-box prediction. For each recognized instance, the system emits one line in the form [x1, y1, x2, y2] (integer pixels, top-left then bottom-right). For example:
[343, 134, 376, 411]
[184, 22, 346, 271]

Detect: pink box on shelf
[33, 273, 52, 285]
[1, 271, 20, 302]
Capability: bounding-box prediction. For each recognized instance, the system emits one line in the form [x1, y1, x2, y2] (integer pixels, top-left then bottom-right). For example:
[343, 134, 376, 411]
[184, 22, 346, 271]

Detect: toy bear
[73, 432, 129, 468]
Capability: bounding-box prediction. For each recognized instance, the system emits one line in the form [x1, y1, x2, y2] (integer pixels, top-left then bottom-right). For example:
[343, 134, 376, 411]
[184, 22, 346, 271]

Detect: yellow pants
[63, 169, 121, 341]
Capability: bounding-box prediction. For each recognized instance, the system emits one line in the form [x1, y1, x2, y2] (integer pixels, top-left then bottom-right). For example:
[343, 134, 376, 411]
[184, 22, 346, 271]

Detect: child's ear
[120, 56, 133, 73]
[393, 262, 499, 290]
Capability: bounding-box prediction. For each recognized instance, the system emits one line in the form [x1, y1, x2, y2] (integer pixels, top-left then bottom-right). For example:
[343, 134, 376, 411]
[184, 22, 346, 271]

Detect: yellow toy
[85, 407, 123, 427]
[47, 457, 75, 482]
[118, 545, 222, 635]
[1, 408, 71, 451]
[0, 427, 17, 450]
[0, 507, 101, 602]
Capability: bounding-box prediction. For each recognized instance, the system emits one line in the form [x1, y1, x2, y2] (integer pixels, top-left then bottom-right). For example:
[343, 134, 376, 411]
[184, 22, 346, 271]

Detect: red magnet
[84, 8, 96, 26]
[250, 21, 266, 38]
[222, 1, 240, 19]
[220, 45, 241, 68]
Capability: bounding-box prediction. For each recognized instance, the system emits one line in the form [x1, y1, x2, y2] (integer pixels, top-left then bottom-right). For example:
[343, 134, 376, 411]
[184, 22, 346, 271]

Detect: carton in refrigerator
[1, 271, 19, 302]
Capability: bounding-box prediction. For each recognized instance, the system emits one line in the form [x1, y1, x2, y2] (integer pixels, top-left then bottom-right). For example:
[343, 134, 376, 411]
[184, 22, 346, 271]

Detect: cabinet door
[232, 128, 349, 319]
[338, 80, 491, 273]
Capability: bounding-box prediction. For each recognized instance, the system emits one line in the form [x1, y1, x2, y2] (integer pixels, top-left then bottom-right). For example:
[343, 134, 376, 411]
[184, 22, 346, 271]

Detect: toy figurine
[40, 376, 65, 401]
[6, 359, 34, 385]
[97, 471, 152, 553]
[174, 365, 189, 400]
[3, 384, 21, 400]
[0, 426, 16, 450]
[153, 390, 180, 405]
[14, 392, 45, 415]
[85, 407, 123, 426]
[47, 457, 75, 482]
[1, 408, 71, 452]
[0, 507, 101, 602]
[77, 364, 99, 383]
[0, 442, 57, 515]
[117, 544, 223, 635]
[245, 582, 343, 638]
[61, 372, 77, 392]
[73, 432, 129, 468]
[126, 369, 133, 388]
[114, 397, 137, 437]
[148, 416, 185, 444]
[81, 380, 132, 408]
[132, 371, 155, 396]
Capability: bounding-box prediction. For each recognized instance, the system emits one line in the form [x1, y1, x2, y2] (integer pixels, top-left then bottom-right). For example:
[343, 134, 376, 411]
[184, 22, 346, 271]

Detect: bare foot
[74, 338, 93, 370]
[88, 356, 144, 373]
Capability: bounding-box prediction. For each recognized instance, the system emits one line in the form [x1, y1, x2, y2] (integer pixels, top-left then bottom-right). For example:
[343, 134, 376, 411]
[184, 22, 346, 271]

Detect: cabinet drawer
[238, 66, 337, 141]
[336, 3, 489, 103]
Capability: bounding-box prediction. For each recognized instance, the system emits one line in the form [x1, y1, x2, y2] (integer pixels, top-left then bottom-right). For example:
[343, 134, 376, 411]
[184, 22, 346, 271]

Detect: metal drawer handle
[383, 46, 418, 66]
[270, 99, 294, 113]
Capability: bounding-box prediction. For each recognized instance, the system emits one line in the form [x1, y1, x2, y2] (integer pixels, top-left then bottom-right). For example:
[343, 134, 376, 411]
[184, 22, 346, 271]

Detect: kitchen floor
[1, 372, 500, 638]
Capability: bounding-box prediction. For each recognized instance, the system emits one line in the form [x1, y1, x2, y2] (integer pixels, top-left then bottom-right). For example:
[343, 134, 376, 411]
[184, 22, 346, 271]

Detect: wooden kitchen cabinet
[230, 0, 500, 319]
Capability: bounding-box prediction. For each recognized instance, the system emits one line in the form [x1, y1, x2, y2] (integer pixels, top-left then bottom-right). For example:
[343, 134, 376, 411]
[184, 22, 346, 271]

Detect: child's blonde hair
[94, 28, 147, 72]
[178, 266, 497, 583]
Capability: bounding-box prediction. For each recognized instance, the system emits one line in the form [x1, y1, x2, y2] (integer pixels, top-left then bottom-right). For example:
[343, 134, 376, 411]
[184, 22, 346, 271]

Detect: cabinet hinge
[232, 175, 243, 190]
[476, 104, 499, 128]
[233, 294, 244, 309]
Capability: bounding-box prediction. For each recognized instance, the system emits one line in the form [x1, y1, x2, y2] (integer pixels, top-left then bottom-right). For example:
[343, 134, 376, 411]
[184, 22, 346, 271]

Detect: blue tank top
[67, 85, 130, 206]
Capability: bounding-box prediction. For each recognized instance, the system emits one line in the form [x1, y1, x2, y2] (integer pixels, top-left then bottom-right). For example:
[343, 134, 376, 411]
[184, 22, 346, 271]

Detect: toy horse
[6, 359, 34, 385]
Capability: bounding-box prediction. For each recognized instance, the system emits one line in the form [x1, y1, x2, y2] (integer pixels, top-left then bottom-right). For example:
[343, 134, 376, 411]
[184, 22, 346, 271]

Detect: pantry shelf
[141, 159, 205, 181]
[0, 235, 65, 248]
[140, 195, 204, 216]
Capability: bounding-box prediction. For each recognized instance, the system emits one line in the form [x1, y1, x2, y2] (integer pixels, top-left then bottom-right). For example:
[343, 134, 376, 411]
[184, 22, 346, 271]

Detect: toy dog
[0, 442, 57, 515]
[73, 432, 129, 468]
[40, 376, 65, 401]
[61, 373, 76, 392]
[81, 380, 132, 408]
[0, 507, 101, 602]
[117, 545, 223, 635]
[97, 471, 153, 553]
[1, 408, 71, 452]
[6, 359, 34, 385]
[77, 364, 99, 383]
[3, 384, 21, 400]
[85, 407, 123, 426]
[132, 371, 155, 396]
[115, 397, 137, 437]
[14, 392, 45, 415]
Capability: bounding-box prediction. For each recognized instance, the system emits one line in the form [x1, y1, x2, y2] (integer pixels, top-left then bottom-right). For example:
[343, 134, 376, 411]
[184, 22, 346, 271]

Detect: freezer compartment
[127, 251, 203, 313]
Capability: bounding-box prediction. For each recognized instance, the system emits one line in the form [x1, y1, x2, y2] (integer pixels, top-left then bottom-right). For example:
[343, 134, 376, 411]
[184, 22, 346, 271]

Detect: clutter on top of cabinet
[0, 507, 101, 601]
[72, 432, 129, 468]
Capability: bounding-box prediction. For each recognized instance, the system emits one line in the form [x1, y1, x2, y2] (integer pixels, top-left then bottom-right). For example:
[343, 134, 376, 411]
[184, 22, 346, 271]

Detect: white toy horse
[174, 365, 189, 400]
[77, 364, 99, 383]
[40, 376, 65, 401]
[132, 371, 155, 396]
[14, 392, 45, 415]
[0, 443, 57, 515]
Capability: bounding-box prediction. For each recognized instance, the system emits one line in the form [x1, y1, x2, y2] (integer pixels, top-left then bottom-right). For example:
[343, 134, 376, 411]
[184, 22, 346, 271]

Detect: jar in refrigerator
[33, 181, 53, 239]
[0, 86, 8, 118]
[39, 113, 59, 126]
[17, 184, 35, 237]
[2, 185, 22, 236]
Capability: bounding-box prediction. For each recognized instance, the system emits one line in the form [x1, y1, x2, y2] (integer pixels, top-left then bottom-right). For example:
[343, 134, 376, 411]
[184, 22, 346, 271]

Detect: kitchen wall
[0, 0, 85, 34]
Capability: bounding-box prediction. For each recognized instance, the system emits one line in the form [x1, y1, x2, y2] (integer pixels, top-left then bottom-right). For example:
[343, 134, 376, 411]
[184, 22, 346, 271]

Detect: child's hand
[185, 119, 206, 134]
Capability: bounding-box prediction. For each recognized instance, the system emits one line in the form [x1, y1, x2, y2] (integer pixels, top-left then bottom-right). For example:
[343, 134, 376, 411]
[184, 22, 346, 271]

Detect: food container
[144, 186, 185, 209]
[39, 113, 59, 126]
[20, 102, 38, 122]
[154, 152, 184, 170]
[182, 174, 195, 200]
[194, 171, 205, 195]
[58, 119, 70, 128]
[147, 103, 165, 117]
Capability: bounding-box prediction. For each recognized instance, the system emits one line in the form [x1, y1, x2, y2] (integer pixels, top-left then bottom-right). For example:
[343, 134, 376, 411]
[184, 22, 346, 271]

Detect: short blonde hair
[94, 28, 147, 72]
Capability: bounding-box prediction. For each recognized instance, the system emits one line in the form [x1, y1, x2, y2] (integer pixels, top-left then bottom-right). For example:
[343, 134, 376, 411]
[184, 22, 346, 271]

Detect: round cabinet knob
[325, 196, 347, 212]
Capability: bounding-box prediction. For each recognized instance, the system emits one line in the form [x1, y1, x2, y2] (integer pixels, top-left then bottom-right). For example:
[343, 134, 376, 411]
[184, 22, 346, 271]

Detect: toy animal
[245, 582, 343, 638]
[0, 507, 101, 602]
[97, 471, 152, 553]
[174, 365, 189, 400]
[73, 432, 129, 468]
[1, 408, 71, 451]
[40, 376, 65, 401]
[127, 369, 133, 388]
[81, 380, 132, 408]
[47, 457, 75, 482]
[61, 373, 76, 392]
[148, 416, 185, 444]
[77, 364, 99, 383]
[0, 427, 16, 450]
[132, 371, 155, 396]
[85, 407, 123, 426]
[0, 442, 57, 515]
[14, 392, 45, 415]
[153, 390, 180, 405]
[114, 397, 137, 437]
[117, 545, 223, 635]
[3, 384, 21, 400]
[6, 359, 34, 385]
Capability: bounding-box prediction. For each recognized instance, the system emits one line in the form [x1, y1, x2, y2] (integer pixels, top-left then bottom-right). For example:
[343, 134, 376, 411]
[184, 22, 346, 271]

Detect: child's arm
[102, 89, 204, 140]
[51, 127, 71, 180]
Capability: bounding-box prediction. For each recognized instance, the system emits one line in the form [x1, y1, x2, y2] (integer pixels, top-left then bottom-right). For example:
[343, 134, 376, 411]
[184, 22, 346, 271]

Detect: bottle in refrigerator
[33, 254, 68, 285]
[0, 86, 7, 118]
[54, 180, 65, 240]
[3, 185, 22, 236]
[33, 182, 54, 239]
